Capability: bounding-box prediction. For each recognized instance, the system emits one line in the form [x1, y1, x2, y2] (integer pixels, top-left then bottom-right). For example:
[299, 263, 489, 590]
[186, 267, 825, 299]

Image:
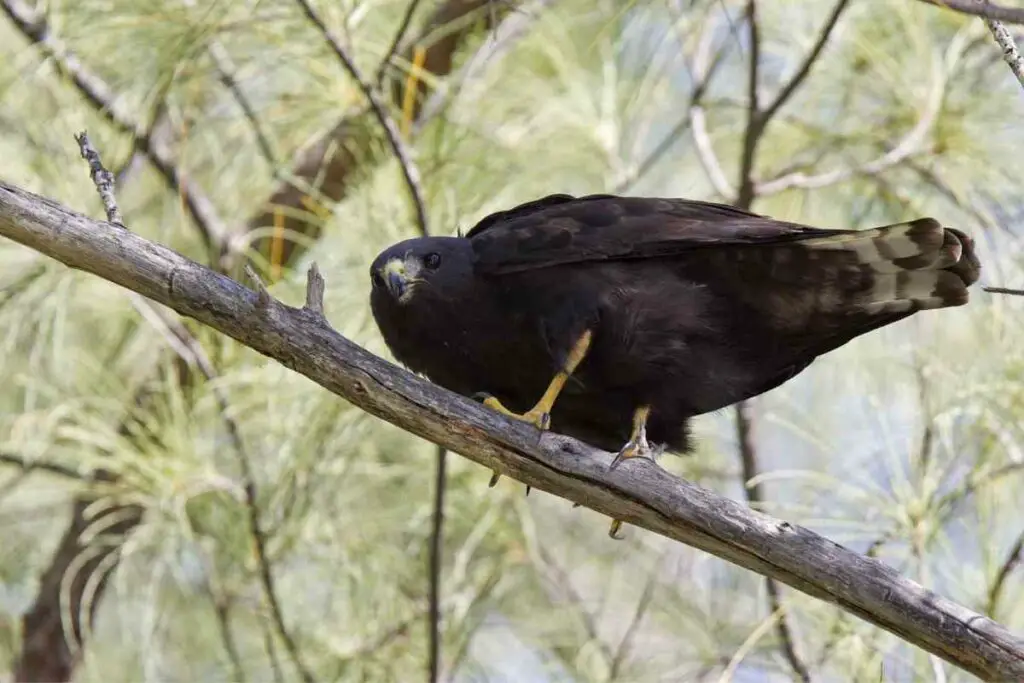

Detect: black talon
[609, 520, 625, 540]
[473, 391, 494, 403]
[488, 471, 500, 487]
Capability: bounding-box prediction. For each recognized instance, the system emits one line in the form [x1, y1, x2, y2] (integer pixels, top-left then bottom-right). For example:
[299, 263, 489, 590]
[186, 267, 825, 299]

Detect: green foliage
[1, 0, 1023, 681]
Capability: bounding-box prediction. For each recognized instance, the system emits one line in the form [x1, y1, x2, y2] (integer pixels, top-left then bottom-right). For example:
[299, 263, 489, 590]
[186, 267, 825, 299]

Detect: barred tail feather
[800, 219, 980, 316]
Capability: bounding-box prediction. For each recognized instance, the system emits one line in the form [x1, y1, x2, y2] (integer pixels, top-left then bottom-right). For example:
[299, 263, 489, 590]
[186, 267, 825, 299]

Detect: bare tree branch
[978, 5, 1024, 89]
[915, 0, 1024, 25]
[4, 180, 1024, 680]
[985, 286, 1024, 295]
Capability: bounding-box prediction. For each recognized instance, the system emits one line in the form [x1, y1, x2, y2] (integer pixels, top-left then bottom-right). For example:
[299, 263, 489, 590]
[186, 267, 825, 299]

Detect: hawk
[368, 194, 981, 536]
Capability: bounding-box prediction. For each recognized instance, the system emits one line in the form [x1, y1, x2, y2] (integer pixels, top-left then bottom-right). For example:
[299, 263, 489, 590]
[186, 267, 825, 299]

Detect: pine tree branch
[915, 0, 1024, 25]
[4, 179, 1024, 680]
[978, 5, 1024, 89]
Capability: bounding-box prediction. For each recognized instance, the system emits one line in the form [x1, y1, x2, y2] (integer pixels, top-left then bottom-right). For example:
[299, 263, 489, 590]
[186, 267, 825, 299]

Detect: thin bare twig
[0, 452, 90, 481]
[735, 0, 762, 209]
[689, 13, 735, 198]
[987, 531, 1024, 617]
[759, 0, 852, 127]
[376, 0, 427, 86]
[977, 3, 1024, 89]
[293, 0, 429, 239]
[916, 0, 1024, 25]
[203, 579, 247, 683]
[735, 402, 812, 683]
[608, 569, 659, 681]
[985, 287, 1024, 295]
[428, 445, 446, 683]
[74, 133, 124, 226]
[207, 40, 280, 170]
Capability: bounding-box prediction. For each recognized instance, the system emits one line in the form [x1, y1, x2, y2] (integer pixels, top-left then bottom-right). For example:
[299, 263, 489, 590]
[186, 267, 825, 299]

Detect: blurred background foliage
[0, 0, 1023, 681]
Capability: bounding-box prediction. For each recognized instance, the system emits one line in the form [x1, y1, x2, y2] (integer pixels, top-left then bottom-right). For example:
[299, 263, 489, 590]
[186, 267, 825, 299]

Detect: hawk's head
[369, 236, 473, 307]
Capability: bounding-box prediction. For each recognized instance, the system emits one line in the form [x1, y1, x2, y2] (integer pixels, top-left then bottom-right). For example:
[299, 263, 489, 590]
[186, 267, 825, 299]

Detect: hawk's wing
[467, 193, 979, 317]
[467, 194, 838, 273]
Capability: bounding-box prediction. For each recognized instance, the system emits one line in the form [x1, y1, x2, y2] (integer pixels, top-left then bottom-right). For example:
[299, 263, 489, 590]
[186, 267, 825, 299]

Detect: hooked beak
[380, 258, 413, 302]
[386, 270, 407, 300]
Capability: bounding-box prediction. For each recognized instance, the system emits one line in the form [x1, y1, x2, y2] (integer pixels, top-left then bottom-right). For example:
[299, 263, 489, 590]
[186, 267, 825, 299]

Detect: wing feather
[468, 194, 835, 274]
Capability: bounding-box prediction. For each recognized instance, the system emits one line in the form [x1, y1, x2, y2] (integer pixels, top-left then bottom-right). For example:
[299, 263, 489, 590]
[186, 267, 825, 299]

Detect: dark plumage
[369, 194, 981, 456]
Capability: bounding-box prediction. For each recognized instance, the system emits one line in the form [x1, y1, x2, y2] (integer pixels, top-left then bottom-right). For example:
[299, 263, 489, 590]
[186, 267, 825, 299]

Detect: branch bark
[3, 180, 1024, 681]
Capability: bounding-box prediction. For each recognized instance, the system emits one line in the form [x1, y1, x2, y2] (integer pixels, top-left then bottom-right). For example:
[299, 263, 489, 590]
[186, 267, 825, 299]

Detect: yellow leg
[483, 329, 593, 488]
[607, 404, 659, 539]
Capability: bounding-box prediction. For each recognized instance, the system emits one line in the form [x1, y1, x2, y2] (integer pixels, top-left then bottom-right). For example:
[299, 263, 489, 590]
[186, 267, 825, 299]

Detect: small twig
[375, 0, 427, 87]
[74, 132, 124, 226]
[294, 0, 430, 239]
[987, 531, 1024, 617]
[303, 262, 326, 317]
[208, 41, 281, 169]
[203, 579, 247, 683]
[427, 444, 446, 683]
[916, 0, 1024, 25]
[245, 264, 273, 308]
[688, 13, 736, 198]
[977, 1, 1024, 89]
[735, 0, 762, 208]
[758, 0, 852, 128]
[607, 568, 659, 681]
[0, 452, 91, 481]
[985, 287, 1024, 295]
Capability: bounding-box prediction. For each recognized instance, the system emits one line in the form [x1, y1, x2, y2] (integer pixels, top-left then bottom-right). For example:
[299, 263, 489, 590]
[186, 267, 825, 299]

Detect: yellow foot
[474, 392, 551, 430]
[609, 436, 660, 470]
[610, 405, 662, 470]
[609, 519, 625, 540]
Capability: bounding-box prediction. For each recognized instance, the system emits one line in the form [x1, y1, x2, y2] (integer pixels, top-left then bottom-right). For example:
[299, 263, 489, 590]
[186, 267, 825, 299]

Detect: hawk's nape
[368, 194, 981, 537]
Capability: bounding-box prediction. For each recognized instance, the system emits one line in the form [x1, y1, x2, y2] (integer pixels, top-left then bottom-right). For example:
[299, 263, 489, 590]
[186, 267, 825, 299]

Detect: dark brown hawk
[368, 194, 981, 536]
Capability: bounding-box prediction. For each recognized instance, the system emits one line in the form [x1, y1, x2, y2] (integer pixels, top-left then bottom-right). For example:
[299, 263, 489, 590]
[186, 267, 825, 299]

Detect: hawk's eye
[371, 271, 384, 288]
[424, 252, 441, 270]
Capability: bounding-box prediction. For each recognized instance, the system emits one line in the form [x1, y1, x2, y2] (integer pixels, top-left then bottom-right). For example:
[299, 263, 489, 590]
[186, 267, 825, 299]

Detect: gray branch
[2, 180, 1024, 680]
[915, 0, 1024, 25]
